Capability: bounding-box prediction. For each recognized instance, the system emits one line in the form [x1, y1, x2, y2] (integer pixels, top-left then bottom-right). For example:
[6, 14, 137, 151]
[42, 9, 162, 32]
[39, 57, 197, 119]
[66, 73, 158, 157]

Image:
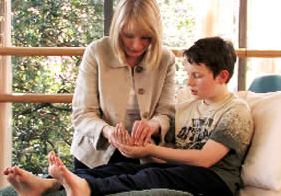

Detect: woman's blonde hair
[109, 0, 163, 69]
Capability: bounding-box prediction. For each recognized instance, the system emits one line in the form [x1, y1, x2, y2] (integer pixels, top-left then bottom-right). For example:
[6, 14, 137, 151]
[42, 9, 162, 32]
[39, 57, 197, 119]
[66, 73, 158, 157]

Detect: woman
[71, 0, 176, 169]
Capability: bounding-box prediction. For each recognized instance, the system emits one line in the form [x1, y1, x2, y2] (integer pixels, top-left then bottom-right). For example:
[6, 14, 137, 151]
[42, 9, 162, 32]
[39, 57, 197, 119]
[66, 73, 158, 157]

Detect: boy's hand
[116, 142, 154, 159]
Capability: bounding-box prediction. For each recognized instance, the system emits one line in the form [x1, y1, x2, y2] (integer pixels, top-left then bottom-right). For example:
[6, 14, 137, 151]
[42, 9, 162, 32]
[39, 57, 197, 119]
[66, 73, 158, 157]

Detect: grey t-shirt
[175, 93, 253, 195]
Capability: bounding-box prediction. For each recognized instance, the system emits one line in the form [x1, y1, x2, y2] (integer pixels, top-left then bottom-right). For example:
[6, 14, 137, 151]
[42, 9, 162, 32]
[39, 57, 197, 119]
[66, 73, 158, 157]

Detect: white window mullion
[0, 0, 12, 188]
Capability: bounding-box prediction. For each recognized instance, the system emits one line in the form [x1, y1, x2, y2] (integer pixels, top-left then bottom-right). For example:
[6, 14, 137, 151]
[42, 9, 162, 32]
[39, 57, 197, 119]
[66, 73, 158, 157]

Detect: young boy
[3, 37, 253, 196]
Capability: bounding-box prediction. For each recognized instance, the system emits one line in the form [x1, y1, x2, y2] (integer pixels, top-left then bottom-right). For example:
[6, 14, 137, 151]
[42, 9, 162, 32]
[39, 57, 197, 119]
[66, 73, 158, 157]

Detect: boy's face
[185, 62, 226, 101]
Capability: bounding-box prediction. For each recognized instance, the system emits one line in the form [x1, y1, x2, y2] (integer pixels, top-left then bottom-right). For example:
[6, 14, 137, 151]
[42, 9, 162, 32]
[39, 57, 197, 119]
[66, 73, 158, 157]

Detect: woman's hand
[113, 123, 134, 146]
[131, 119, 160, 146]
[103, 123, 133, 148]
[102, 122, 158, 159]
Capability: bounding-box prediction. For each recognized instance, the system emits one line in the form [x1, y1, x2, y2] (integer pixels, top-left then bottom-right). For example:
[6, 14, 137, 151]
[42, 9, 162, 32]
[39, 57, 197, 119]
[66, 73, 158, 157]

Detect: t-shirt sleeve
[210, 103, 253, 154]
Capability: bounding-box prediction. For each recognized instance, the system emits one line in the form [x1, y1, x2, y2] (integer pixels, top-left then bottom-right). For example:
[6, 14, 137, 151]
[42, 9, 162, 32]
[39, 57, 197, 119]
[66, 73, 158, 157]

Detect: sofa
[1, 90, 281, 196]
[236, 91, 281, 196]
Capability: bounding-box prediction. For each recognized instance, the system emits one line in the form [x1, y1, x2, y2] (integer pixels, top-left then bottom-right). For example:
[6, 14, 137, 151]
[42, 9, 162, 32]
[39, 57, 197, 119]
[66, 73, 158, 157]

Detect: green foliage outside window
[12, 0, 104, 174]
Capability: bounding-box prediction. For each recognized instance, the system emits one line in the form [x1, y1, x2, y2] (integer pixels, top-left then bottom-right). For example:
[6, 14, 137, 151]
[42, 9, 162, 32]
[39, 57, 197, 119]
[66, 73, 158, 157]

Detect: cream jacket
[70, 37, 175, 168]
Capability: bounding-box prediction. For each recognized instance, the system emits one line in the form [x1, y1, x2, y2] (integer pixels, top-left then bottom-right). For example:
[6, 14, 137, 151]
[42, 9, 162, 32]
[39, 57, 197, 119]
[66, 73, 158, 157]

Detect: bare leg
[3, 166, 60, 196]
[48, 151, 91, 196]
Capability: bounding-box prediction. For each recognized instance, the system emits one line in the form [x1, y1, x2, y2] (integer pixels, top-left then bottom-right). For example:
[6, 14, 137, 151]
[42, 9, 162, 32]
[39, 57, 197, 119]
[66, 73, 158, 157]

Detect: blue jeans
[75, 162, 233, 196]
[74, 149, 140, 170]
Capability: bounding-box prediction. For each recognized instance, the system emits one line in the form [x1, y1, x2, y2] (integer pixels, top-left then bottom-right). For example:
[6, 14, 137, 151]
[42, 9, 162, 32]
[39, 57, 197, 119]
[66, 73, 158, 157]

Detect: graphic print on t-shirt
[176, 117, 214, 149]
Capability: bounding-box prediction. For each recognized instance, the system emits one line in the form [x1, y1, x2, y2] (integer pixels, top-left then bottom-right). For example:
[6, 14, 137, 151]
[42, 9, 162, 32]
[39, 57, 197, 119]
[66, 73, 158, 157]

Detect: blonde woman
[2, 0, 175, 195]
[71, 0, 175, 169]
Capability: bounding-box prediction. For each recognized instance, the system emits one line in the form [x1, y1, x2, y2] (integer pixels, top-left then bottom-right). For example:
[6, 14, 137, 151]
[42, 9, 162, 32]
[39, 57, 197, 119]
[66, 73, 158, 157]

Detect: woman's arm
[72, 43, 109, 149]
[130, 50, 176, 147]
[146, 50, 177, 145]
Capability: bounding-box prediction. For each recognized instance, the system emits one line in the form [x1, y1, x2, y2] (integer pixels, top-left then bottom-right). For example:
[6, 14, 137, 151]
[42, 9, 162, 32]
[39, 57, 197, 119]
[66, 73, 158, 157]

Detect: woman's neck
[126, 55, 144, 67]
[127, 59, 138, 67]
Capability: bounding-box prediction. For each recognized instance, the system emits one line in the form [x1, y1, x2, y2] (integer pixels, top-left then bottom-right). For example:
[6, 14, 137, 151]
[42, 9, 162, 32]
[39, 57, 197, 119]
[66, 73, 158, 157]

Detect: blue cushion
[248, 75, 281, 93]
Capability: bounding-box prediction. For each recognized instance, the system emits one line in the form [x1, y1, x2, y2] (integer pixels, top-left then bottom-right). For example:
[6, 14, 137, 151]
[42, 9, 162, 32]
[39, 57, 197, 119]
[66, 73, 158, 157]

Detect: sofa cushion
[240, 186, 281, 196]
[238, 91, 281, 190]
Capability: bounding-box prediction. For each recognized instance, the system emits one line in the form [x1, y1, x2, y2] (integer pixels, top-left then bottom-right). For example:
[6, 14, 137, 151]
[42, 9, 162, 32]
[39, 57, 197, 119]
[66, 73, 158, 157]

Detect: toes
[48, 152, 52, 164]
[48, 151, 57, 165]
[3, 167, 16, 175]
[13, 166, 22, 175]
[55, 156, 64, 167]
[3, 167, 10, 175]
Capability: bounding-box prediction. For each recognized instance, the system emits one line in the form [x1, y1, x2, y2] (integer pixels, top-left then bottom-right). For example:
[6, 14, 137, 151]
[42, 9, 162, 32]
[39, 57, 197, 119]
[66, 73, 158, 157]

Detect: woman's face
[120, 29, 152, 61]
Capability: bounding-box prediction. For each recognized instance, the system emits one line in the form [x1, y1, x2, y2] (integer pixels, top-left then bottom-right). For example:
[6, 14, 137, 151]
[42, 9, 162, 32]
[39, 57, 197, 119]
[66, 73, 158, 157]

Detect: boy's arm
[118, 139, 229, 167]
[149, 140, 229, 167]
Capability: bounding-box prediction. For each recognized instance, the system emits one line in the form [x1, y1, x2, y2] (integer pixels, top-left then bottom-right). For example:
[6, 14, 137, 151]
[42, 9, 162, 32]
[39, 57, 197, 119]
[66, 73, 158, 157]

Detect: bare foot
[3, 166, 59, 196]
[48, 151, 91, 196]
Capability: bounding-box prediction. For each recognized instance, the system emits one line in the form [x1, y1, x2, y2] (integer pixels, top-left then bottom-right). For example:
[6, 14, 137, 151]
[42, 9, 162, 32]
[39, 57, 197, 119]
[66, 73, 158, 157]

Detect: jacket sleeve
[151, 50, 176, 145]
[71, 43, 109, 150]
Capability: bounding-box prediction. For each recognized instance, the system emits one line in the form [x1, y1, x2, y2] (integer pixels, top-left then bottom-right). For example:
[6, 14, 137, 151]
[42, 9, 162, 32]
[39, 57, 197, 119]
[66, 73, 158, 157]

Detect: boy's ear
[218, 70, 229, 83]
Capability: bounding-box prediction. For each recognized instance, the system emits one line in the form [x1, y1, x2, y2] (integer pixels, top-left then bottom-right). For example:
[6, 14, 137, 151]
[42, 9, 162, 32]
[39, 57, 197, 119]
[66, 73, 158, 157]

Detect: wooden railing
[1, 47, 281, 57]
[0, 93, 73, 103]
[1, 47, 281, 103]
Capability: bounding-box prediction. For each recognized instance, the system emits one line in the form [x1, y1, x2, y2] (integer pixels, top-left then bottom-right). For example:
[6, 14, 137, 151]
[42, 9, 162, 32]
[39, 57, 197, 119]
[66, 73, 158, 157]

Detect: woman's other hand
[131, 119, 160, 146]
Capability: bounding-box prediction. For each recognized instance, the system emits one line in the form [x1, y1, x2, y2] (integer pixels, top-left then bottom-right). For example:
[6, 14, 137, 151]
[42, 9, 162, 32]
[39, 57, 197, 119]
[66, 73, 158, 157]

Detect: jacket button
[138, 88, 145, 95]
[135, 66, 143, 73]
[142, 112, 149, 119]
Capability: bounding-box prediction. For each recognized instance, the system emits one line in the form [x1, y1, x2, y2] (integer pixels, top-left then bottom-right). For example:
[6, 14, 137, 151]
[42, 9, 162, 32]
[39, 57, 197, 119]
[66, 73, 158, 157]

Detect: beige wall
[0, 0, 12, 188]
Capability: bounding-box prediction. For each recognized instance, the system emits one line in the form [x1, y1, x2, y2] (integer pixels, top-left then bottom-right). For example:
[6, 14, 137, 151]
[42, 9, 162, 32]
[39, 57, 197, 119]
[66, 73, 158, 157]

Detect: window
[1, 0, 280, 178]
[246, 0, 281, 88]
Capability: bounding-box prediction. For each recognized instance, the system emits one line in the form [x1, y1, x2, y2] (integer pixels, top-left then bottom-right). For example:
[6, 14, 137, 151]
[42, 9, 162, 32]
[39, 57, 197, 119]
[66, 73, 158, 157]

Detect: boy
[3, 37, 253, 196]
